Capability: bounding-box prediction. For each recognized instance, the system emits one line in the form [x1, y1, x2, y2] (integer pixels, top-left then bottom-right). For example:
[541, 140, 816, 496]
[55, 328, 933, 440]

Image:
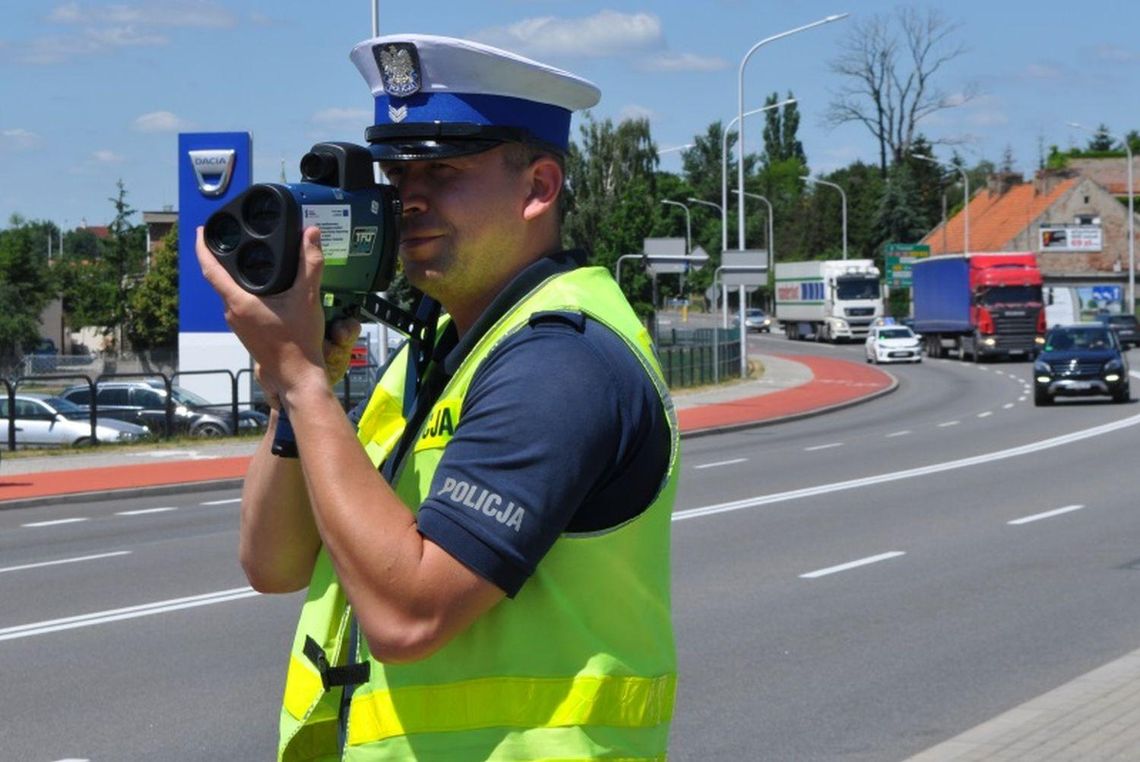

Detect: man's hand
[195, 225, 328, 403]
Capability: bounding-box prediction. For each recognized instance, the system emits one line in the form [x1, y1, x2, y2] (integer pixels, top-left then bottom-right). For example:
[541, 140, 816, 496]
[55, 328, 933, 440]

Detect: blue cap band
[373, 92, 572, 151]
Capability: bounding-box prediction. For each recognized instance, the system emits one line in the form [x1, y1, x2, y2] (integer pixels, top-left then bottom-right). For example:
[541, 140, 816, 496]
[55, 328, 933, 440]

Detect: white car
[865, 325, 923, 364]
[0, 393, 150, 448]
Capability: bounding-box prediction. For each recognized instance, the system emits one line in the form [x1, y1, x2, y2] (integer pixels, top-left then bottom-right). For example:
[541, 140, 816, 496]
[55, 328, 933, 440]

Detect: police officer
[197, 33, 679, 760]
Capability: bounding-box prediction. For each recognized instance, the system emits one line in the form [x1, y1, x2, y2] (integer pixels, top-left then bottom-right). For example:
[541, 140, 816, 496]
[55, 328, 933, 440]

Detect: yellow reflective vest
[278, 265, 679, 761]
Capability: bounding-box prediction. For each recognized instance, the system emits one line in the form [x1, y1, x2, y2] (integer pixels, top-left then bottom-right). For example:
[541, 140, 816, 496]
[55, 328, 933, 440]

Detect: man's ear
[522, 156, 563, 222]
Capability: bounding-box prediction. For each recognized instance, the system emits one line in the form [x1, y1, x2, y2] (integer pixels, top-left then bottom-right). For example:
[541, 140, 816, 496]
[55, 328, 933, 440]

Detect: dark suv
[61, 380, 268, 437]
[1032, 324, 1130, 406]
[1093, 313, 1140, 349]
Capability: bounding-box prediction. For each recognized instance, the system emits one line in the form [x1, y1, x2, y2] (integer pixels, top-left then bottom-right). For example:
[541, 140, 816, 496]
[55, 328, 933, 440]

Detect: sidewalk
[0, 352, 894, 506]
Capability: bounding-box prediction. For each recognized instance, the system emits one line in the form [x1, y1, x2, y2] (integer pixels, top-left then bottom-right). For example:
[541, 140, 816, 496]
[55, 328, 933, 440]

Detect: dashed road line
[804, 443, 843, 452]
[0, 551, 131, 575]
[800, 551, 906, 579]
[938, 420, 960, 428]
[116, 507, 178, 516]
[978, 411, 993, 418]
[21, 518, 88, 528]
[695, 458, 748, 470]
[1008, 504, 1085, 526]
[200, 498, 241, 506]
[886, 430, 911, 438]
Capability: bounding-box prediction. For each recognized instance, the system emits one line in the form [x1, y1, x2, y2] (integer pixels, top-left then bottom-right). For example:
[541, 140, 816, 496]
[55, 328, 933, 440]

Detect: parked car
[742, 308, 772, 333]
[1033, 324, 1130, 406]
[865, 324, 923, 364]
[60, 380, 268, 437]
[1093, 313, 1140, 349]
[0, 393, 150, 448]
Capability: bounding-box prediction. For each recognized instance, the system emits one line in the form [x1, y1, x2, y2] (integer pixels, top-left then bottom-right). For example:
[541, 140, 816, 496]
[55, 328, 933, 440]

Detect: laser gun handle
[271, 410, 299, 458]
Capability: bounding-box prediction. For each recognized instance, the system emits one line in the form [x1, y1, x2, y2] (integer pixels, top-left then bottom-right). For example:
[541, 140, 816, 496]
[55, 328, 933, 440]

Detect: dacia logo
[188, 149, 236, 198]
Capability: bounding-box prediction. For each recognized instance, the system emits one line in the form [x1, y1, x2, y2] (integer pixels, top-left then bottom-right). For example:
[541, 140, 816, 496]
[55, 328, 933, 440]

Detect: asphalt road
[3, 334, 1139, 760]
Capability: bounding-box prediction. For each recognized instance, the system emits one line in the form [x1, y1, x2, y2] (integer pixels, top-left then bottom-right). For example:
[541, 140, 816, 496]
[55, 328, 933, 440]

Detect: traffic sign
[721, 249, 768, 287]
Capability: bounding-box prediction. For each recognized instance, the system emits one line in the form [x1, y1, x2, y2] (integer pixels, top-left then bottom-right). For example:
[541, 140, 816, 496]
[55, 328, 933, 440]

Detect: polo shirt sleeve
[416, 314, 669, 597]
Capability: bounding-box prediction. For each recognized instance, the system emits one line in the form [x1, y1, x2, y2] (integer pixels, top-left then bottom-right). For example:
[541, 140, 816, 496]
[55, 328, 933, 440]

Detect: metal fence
[655, 327, 742, 388]
[5, 327, 731, 450]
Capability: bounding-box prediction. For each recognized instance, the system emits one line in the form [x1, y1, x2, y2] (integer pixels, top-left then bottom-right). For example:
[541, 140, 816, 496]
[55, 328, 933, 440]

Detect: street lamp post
[801, 175, 848, 260]
[661, 199, 692, 298]
[660, 199, 692, 254]
[720, 99, 795, 253]
[732, 190, 775, 329]
[915, 154, 970, 256]
[737, 14, 848, 251]
[1068, 122, 1135, 311]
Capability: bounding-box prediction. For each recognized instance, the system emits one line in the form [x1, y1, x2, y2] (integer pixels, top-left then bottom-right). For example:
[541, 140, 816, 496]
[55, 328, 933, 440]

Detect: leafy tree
[1126, 130, 1140, 154]
[564, 114, 660, 313]
[874, 161, 929, 247]
[103, 179, 146, 340]
[125, 225, 179, 349]
[761, 92, 805, 166]
[0, 217, 56, 369]
[826, 7, 976, 175]
[1087, 124, 1115, 152]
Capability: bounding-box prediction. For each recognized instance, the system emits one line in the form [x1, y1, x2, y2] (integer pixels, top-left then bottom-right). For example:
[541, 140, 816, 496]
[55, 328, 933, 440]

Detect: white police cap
[350, 34, 601, 160]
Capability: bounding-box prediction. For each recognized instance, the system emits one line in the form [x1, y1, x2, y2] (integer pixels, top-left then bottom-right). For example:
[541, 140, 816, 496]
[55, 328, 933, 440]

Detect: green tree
[761, 92, 805, 166]
[0, 217, 56, 369]
[103, 179, 146, 341]
[125, 225, 179, 349]
[1088, 124, 1115, 152]
[874, 161, 929, 247]
[564, 114, 660, 313]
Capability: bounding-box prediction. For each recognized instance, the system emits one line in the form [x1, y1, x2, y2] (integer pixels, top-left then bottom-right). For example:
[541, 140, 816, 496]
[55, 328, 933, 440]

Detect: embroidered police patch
[374, 42, 421, 97]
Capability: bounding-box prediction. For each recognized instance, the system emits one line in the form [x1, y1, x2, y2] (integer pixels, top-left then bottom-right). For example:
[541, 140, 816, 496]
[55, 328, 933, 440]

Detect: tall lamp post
[721, 98, 795, 253]
[801, 175, 848, 260]
[1068, 122, 1135, 311]
[689, 197, 727, 314]
[661, 199, 693, 297]
[915, 153, 970, 256]
[737, 13, 848, 250]
[731, 189, 775, 329]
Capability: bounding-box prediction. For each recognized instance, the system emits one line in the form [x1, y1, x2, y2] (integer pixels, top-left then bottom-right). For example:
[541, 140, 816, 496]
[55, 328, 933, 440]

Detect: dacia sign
[178, 133, 251, 332]
[177, 132, 253, 406]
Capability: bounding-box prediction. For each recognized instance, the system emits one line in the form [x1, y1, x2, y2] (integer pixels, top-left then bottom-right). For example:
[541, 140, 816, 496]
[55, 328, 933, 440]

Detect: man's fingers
[298, 226, 325, 291]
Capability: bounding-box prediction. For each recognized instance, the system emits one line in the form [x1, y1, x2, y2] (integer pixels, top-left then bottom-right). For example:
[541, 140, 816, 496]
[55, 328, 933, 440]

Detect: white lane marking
[695, 458, 748, 470]
[52, 758, 90, 762]
[800, 551, 906, 579]
[938, 420, 960, 428]
[804, 443, 843, 452]
[978, 411, 993, 418]
[1003, 403, 1015, 409]
[128, 450, 218, 461]
[886, 430, 911, 438]
[0, 551, 131, 575]
[0, 587, 259, 642]
[1018, 396, 1027, 402]
[21, 518, 88, 528]
[201, 497, 242, 505]
[116, 507, 177, 516]
[1008, 504, 1085, 526]
[674, 411, 1140, 522]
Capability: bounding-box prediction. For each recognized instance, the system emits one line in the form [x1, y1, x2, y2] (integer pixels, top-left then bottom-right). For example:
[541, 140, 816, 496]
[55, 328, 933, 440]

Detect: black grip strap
[303, 636, 370, 691]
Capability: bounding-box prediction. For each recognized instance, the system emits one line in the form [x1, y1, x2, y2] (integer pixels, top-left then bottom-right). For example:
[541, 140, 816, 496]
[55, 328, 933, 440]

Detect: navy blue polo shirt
[353, 252, 671, 597]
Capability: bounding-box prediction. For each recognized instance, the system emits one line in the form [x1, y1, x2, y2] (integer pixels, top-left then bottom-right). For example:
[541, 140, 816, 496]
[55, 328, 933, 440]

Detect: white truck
[774, 259, 883, 342]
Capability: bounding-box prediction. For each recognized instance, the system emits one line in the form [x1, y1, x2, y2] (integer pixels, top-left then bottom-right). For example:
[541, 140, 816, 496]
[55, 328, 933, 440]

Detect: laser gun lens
[243, 188, 282, 236]
[204, 212, 242, 253]
[237, 242, 276, 289]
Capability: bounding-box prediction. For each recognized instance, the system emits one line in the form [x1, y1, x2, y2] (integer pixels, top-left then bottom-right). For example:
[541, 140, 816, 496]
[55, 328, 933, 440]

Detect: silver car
[0, 393, 150, 448]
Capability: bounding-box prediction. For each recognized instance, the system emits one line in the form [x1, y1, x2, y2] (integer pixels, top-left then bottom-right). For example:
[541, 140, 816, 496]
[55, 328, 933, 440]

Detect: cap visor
[368, 139, 505, 162]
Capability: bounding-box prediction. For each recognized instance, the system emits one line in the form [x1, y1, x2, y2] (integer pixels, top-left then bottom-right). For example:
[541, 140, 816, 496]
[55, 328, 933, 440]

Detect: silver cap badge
[376, 43, 421, 98]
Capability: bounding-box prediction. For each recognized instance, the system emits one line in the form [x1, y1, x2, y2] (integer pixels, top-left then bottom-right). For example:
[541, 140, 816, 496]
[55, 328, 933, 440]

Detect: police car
[865, 323, 923, 364]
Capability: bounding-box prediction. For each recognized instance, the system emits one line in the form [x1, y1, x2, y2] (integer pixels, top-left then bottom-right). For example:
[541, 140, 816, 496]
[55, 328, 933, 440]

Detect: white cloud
[637, 51, 727, 73]
[1024, 63, 1062, 80]
[1095, 44, 1139, 63]
[92, 149, 125, 164]
[474, 11, 663, 58]
[48, 1, 237, 29]
[618, 104, 656, 124]
[133, 110, 191, 132]
[0, 128, 43, 151]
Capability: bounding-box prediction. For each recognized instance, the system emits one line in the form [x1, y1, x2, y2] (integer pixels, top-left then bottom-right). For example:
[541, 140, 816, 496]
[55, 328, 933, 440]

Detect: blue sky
[3, 0, 1139, 230]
